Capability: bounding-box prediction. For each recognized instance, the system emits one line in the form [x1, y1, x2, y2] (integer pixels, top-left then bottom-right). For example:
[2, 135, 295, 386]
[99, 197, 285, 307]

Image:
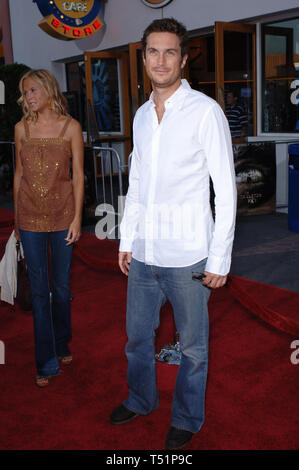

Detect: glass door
[129, 42, 151, 116]
[262, 24, 296, 133]
[84, 51, 131, 151]
[187, 34, 215, 99]
[215, 22, 256, 141]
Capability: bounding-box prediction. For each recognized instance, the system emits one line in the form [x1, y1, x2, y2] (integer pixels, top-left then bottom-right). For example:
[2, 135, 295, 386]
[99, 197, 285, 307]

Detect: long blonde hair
[18, 69, 68, 121]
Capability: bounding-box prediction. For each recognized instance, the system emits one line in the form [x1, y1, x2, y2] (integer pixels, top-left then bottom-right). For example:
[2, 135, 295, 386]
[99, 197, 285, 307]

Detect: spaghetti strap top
[59, 116, 72, 138]
[23, 118, 30, 139]
[23, 116, 72, 139]
[17, 117, 75, 232]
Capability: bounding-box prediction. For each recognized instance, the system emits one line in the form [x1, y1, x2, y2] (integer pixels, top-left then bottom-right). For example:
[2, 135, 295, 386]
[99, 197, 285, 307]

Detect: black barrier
[288, 143, 299, 232]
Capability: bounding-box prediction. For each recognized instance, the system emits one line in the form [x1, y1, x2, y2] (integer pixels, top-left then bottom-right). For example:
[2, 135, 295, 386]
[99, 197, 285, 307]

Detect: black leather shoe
[110, 404, 139, 425]
[165, 426, 193, 450]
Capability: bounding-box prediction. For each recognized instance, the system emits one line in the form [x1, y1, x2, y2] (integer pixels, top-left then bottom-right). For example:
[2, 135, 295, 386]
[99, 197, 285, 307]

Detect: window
[188, 35, 215, 100]
[188, 23, 256, 141]
[65, 60, 86, 130]
[262, 18, 299, 133]
[89, 57, 122, 134]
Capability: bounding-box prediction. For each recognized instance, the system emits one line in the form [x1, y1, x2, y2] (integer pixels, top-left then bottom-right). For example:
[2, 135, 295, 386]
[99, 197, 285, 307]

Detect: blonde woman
[14, 69, 84, 387]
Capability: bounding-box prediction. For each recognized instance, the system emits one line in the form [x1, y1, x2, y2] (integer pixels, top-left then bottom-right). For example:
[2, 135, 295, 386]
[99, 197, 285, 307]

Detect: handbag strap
[16, 241, 22, 261]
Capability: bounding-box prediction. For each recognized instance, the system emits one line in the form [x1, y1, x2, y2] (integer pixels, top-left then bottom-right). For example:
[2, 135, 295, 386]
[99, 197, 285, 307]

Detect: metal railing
[89, 145, 129, 239]
[90, 145, 126, 212]
[128, 152, 133, 173]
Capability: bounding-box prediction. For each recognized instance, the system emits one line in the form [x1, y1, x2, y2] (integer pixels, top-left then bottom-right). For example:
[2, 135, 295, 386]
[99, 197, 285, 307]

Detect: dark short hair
[226, 89, 238, 98]
[141, 18, 189, 58]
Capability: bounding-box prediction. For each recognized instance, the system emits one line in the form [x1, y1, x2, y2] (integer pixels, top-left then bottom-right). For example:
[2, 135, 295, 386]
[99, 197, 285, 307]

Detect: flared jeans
[123, 257, 211, 434]
[19, 229, 72, 377]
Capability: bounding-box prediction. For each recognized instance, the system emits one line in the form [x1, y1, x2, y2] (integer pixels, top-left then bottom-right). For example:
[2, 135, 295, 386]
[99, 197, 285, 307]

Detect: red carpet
[0, 208, 14, 229]
[0, 224, 298, 450]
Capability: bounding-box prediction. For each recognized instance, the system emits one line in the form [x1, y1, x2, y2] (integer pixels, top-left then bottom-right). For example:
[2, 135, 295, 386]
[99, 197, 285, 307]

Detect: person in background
[110, 19, 237, 450]
[225, 89, 248, 138]
[14, 69, 84, 388]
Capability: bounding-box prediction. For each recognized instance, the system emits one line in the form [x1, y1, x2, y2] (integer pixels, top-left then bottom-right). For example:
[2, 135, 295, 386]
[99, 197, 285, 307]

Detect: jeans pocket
[191, 271, 205, 281]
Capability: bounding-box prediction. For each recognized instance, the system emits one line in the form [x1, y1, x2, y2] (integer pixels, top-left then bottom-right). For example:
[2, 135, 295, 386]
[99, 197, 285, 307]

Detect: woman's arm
[65, 119, 84, 246]
[13, 122, 24, 241]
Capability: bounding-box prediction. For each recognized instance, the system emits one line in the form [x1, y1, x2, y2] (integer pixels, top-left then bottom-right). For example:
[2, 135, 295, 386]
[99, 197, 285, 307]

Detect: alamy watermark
[95, 196, 207, 242]
[0, 80, 5, 105]
[290, 340, 299, 365]
[0, 340, 5, 365]
[290, 63, 299, 105]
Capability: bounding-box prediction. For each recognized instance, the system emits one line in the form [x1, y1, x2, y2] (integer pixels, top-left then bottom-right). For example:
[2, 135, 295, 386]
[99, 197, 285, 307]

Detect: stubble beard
[150, 70, 182, 91]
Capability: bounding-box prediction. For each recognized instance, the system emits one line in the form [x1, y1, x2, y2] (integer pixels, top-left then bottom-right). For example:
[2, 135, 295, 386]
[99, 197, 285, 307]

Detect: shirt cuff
[205, 255, 231, 276]
[119, 238, 134, 253]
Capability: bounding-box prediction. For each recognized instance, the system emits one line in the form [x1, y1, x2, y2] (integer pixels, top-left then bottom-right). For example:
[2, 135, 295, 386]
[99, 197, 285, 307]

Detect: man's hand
[202, 271, 227, 289]
[119, 252, 132, 276]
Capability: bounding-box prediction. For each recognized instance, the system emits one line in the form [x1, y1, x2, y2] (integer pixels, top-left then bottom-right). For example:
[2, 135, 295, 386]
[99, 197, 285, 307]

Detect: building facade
[3, 0, 299, 211]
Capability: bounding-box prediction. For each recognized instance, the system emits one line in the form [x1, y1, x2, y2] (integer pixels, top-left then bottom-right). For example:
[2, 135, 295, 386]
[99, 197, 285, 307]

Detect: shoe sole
[166, 437, 192, 450]
[110, 413, 139, 425]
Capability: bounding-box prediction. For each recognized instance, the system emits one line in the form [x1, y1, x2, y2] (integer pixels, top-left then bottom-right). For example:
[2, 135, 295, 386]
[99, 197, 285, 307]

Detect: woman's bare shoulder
[14, 119, 26, 139]
[15, 118, 25, 130]
[65, 117, 83, 141]
[68, 117, 82, 131]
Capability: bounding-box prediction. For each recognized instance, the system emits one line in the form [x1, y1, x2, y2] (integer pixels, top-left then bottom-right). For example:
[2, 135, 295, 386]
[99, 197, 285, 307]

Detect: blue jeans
[19, 229, 73, 377]
[123, 257, 211, 434]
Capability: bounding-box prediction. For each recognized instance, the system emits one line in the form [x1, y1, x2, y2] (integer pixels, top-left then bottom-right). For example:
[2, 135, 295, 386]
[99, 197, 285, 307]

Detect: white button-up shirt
[120, 80, 237, 275]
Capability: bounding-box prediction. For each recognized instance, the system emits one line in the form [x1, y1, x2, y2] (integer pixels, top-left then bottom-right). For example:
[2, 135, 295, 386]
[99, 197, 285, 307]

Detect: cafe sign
[34, 0, 104, 40]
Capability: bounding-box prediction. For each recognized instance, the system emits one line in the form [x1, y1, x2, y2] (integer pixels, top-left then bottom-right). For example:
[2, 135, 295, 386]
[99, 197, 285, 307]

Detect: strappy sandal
[35, 376, 51, 388]
[58, 355, 73, 365]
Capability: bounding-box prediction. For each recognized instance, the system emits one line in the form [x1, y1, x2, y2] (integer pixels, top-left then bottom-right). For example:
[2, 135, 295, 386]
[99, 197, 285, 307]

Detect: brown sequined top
[17, 117, 75, 232]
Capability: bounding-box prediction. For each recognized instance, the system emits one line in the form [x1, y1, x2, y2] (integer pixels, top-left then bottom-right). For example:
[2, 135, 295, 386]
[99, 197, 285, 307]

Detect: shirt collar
[149, 79, 191, 110]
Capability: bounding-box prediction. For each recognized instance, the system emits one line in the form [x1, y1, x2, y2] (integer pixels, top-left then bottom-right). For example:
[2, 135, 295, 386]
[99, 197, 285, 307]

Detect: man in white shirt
[110, 18, 237, 450]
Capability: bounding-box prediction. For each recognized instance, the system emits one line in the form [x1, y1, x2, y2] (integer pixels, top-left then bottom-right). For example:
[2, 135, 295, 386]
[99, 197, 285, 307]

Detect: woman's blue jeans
[123, 257, 211, 434]
[19, 229, 73, 378]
